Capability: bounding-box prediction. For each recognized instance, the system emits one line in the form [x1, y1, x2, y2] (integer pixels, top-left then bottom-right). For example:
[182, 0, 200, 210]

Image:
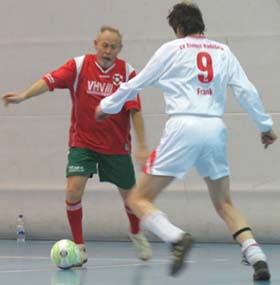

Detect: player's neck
[95, 59, 115, 72]
[187, 34, 205, 38]
[176, 31, 204, 39]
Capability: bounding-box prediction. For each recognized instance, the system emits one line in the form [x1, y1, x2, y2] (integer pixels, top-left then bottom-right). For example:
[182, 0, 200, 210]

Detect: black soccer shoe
[169, 232, 193, 276]
[253, 260, 271, 281]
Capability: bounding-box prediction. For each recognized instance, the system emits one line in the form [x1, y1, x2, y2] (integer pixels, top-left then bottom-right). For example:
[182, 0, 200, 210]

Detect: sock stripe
[66, 201, 82, 211]
[242, 243, 259, 254]
[125, 205, 134, 214]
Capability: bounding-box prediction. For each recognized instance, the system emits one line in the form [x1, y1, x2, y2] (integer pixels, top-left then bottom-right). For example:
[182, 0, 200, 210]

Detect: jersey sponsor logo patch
[87, 80, 113, 97]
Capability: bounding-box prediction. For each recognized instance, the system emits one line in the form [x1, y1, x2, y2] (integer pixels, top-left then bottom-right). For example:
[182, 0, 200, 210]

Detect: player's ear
[93, 39, 98, 49]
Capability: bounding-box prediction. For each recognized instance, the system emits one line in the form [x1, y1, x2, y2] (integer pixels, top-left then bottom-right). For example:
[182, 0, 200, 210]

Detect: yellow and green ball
[50, 239, 81, 269]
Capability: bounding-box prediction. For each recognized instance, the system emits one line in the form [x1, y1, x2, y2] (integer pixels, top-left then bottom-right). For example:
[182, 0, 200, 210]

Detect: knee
[66, 185, 83, 203]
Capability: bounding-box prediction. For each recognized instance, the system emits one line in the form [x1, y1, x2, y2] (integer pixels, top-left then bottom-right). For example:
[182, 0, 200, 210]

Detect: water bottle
[16, 214, 26, 243]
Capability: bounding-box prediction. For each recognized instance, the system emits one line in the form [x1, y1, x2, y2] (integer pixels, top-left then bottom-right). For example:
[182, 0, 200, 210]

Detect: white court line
[0, 256, 231, 274]
[0, 255, 166, 262]
[0, 255, 230, 263]
[0, 268, 51, 274]
[0, 256, 49, 260]
[0, 261, 165, 274]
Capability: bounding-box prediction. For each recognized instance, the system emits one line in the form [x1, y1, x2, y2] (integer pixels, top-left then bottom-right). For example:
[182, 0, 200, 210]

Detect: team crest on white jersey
[112, 74, 123, 86]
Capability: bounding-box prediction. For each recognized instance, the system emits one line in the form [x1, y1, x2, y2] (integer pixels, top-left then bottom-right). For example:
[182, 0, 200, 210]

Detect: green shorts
[66, 147, 136, 189]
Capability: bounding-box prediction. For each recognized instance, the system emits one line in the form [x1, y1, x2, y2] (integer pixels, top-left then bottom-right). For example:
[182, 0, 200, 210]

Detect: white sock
[241, 239, 267, 265]
[141, 211, 184, 244]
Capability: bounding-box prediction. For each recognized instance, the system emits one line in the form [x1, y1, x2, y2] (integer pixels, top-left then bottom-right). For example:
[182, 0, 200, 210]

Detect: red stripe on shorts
[143, 148, 157, 174]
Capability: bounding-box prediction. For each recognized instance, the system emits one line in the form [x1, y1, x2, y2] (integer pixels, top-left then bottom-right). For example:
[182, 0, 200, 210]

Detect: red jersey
[43, 54, 141, 155]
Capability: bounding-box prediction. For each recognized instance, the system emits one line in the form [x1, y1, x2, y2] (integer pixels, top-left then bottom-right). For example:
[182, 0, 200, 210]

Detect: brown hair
[167, 2, 205, 36]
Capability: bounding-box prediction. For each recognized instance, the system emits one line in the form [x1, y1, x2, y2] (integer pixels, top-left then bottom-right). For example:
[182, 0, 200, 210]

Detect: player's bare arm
[130, 109, 149, 165]
[261, 129, 277, 149]
[2, 79, 49, 106]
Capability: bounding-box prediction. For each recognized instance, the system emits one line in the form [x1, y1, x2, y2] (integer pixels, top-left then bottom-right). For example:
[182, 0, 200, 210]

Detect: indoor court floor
[0, 240, 278, 285]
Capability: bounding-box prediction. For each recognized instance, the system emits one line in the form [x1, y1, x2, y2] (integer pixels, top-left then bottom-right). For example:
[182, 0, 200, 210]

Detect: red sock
[125, 205, 140, 234]
[66, 200, 84, 244]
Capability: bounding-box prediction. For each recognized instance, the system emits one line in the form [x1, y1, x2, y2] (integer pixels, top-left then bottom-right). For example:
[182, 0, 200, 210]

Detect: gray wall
[0, 0, 279, 242]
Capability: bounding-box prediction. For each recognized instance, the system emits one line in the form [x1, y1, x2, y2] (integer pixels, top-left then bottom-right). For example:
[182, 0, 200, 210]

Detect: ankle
[241, 239, 267, 265]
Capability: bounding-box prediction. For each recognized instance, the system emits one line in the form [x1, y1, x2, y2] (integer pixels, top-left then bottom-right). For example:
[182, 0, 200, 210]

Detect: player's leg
[66, 175, 89, 266]
[119, 188, 152, 261]
[196, 118, 270, 280]
[205, 176, 270, 281]
[65, 147, 98, 266]
[205, 176, 252, 241]
[127, 116, 202, 275]
[127, 173, 193, 276]
[66, 175, 88, 245]
[97, 152, 153, 260]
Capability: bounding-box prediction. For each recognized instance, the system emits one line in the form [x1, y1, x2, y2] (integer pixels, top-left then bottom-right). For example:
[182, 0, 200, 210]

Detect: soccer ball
[50, 239, 81, 269]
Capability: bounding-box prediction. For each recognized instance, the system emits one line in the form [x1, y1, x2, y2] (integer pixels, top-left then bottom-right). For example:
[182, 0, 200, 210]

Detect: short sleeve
[42, 59, 77, 91]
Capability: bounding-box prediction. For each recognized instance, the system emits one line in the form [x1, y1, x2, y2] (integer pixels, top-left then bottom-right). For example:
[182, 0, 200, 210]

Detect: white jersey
[101, 35, 273, 132]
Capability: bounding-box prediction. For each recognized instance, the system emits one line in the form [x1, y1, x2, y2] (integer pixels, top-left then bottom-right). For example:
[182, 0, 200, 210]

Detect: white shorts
[144, 115, 229, 180]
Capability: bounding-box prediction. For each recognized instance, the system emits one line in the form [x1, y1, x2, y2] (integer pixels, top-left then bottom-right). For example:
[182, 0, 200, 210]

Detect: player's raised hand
[2, 92, 26, 106]
[261, 129, 277, 149]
